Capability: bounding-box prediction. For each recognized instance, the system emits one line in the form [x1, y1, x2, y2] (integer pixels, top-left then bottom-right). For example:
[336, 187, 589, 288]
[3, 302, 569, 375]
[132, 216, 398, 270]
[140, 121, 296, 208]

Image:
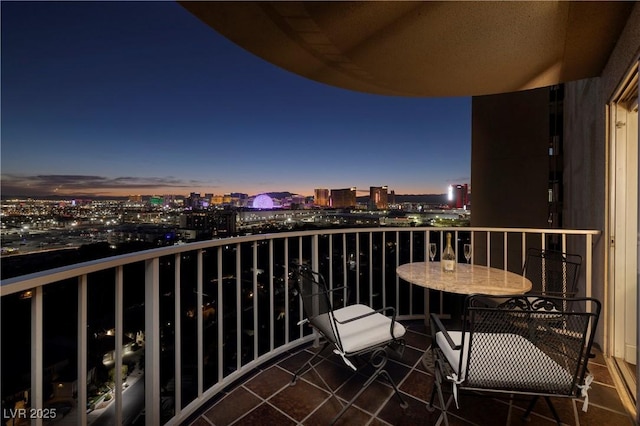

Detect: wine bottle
[441, 232, 456, 272]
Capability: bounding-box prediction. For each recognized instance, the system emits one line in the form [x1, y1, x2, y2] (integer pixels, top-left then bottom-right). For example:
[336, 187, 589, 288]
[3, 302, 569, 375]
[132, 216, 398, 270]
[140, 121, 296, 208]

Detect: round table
[396, 261, 532, 295]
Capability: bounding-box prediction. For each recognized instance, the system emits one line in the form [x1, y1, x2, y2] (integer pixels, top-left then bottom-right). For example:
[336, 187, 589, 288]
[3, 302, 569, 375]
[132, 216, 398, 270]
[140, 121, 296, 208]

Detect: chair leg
[522, 395, 538, 421]
[432, 360, 450, 426]
[523, 396, 561, 424]
[291, 341, 330, 384]
[543, 396, 562, 425]
[330, 348, 407, 425]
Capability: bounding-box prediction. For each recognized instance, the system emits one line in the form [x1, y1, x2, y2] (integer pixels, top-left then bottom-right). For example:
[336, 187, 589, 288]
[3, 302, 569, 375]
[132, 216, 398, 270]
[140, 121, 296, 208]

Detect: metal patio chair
[428, 294, 601, 426]
[524, 248, 582, 298]
[289, 262, 408, 425]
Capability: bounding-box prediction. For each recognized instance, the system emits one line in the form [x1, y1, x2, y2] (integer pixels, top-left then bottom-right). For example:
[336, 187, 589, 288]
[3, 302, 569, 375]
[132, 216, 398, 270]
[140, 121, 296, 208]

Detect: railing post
[356, 232, 361, 303]
[77, 275, 87, 426]
[382, 231, 387, 308]
[216, 248, 223, 382]
[284, 238, 290, 344]
[175, 253, 182, 416]
[236, 244, 242, 372]
[269, 239, 275, 352]
[503, 232, 508, 270]
[145, 257, 160, 426]
[585, 234, 593, 306]
[369, 231, 373, 307]
[395, 231, 400, 315]
[409, 231, 414, 315]
[252, 242, 258, 360]
[312, 234, 319, 277]
[197, 250, 204, 397]
[115, 265, 123, 424]
[31, 286, 43, 426]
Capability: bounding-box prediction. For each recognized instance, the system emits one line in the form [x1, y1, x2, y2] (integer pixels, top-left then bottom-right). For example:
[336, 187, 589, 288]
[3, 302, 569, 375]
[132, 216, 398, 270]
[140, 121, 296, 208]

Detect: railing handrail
[1, 226, 600, 295]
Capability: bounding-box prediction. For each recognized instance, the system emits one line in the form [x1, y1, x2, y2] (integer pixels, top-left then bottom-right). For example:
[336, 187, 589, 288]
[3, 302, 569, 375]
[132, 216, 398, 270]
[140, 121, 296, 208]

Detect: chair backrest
[460, 294, 601, 396]
[289, 263, 342, 349]
[523, 248, 582, 297]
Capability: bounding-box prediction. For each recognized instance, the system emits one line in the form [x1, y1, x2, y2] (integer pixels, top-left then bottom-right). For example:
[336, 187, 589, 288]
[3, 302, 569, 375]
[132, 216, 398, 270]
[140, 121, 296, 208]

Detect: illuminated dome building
[252, 194, 274, 209]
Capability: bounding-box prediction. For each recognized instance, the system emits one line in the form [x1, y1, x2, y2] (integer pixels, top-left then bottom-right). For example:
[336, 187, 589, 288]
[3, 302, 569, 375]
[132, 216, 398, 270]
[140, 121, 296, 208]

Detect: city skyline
[1, 1, 471, 198]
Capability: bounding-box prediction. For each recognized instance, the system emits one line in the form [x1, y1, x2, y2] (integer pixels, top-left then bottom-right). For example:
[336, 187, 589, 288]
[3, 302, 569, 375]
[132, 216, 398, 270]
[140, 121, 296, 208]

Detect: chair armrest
[307, 285, 348, 298]
[430, 313, 461, 350]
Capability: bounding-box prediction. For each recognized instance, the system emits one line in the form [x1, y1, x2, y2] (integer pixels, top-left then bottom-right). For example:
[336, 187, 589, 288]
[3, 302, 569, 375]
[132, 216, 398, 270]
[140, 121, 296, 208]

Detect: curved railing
[0, 227, 599, 426]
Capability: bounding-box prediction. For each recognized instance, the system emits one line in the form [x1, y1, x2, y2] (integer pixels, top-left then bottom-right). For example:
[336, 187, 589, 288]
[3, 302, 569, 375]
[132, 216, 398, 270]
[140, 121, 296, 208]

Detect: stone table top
[396, 261, 532, 296]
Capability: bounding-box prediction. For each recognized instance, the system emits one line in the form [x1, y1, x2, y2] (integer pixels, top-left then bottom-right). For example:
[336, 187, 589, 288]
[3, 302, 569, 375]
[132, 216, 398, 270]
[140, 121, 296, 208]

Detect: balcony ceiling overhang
[180, 1, 634, 97]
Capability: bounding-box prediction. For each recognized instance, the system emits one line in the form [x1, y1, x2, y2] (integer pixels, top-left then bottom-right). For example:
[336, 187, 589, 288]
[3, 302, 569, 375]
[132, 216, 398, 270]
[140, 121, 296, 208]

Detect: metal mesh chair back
[463, 295, 600, 395]
[290, 263, 341, 347]
[523, 249, 582, 297]
[292, 264, 332, 319]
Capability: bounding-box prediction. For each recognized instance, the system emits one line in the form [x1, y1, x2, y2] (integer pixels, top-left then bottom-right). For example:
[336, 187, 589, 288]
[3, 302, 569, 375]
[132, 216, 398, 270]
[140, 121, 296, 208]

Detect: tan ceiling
[180, 1, 634, 97]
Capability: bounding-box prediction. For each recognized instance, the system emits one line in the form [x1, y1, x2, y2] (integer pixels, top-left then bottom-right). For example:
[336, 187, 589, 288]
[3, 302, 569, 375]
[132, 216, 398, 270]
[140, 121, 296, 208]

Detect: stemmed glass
[429, 243, 437, 262]
[464, 243, 472, 263]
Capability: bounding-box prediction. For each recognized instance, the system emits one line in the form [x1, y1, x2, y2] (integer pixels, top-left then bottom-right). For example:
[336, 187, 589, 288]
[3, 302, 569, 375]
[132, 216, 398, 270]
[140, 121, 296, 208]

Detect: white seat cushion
[435, 331, 573, 392]
[321, 304, 406, 354]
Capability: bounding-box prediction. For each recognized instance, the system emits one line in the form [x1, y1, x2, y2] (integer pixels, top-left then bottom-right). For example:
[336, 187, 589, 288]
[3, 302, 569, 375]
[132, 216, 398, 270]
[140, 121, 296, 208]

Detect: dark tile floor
[185, 321, 635, 426]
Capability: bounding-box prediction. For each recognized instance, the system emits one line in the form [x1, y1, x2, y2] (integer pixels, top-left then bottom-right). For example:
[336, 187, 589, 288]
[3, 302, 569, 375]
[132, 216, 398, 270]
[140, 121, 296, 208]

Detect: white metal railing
[0, 227, 599, 426]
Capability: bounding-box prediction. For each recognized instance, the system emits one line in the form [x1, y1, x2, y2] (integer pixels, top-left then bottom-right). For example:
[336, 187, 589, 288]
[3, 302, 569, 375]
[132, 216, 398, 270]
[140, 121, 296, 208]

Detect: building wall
[564, 3, 640, 349]
[330, 188, 356, 208]
[471, 88, 550, 228]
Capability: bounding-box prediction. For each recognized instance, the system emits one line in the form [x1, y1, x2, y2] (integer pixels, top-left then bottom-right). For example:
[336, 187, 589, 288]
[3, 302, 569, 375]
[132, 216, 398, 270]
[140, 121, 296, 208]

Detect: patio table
[396, 261, 532, 297]
[397, 261, 533, 327]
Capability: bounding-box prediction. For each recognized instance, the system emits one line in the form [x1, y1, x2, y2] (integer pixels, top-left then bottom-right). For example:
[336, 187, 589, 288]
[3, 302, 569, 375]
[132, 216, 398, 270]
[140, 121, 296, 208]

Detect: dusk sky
[1, 1, 471, 198]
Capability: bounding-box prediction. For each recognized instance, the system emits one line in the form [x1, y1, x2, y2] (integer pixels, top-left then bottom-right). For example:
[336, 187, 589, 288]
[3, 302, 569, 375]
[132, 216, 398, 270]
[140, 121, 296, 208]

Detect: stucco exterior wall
[563, 3, 640, 350]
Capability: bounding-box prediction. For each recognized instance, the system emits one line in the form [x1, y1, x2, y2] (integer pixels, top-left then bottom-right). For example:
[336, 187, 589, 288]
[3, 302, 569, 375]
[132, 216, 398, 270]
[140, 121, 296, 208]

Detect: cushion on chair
[326, 304, 406, 354]
[435, 331, 574, 392]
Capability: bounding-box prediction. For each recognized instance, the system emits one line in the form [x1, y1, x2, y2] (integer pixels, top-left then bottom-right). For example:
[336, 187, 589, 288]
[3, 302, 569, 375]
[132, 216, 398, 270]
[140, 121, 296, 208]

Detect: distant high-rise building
[369, 186, 388, 210]
[179, 210, 237, 240]
[229, 193, 248, 207]
[448, 184, 469, 209]
[186, 192, 201, 209]
[314, 189, 330, 207]
[330, 187, 356, 208]
[128, 195, 143, 203]
[163, 194, 177, 207]
[203, 193, 214, 208]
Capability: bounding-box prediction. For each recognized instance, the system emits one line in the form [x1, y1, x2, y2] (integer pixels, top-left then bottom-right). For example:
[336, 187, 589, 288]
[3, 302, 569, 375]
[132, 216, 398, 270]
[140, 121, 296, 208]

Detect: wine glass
[429, 243, 437, 262]
[464, 243, 472, 263]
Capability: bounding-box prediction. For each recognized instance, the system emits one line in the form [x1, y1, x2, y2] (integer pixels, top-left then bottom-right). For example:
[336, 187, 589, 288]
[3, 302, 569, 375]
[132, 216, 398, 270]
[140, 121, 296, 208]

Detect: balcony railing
[0, 226, 599, 426]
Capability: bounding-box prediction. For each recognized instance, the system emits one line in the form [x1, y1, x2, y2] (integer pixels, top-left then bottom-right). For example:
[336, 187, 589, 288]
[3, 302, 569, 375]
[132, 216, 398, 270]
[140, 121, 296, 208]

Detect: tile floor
[185, 321, 635, 426]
